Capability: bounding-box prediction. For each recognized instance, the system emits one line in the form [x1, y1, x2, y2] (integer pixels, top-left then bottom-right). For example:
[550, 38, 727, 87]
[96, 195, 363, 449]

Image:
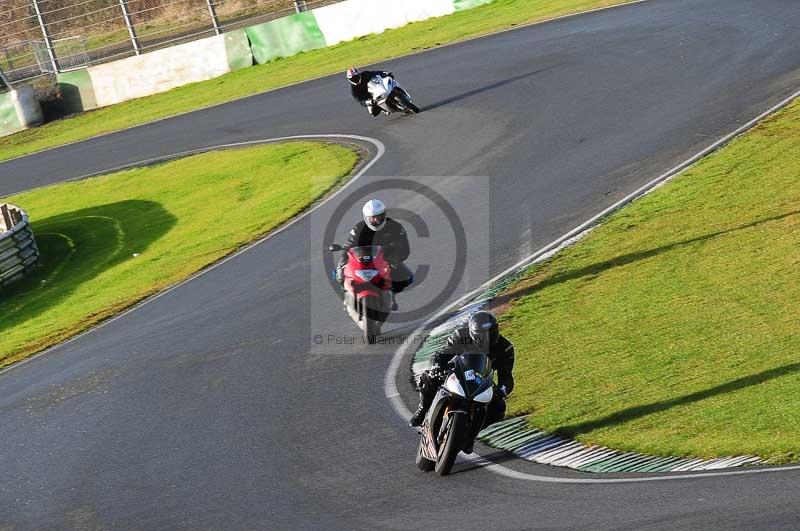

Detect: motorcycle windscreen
[350, 245, 382, 264]
[455, 353, 493, 398]
[368, 76, 393, 99]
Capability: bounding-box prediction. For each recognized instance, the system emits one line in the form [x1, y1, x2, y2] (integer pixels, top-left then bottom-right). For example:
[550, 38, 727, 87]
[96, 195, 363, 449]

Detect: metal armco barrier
[0, 204, 39, 288]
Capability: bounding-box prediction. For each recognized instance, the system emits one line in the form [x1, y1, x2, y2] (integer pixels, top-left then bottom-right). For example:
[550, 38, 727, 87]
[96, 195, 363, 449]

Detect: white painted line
[0, 134, 385, 377]
[385, 87, 800, 482]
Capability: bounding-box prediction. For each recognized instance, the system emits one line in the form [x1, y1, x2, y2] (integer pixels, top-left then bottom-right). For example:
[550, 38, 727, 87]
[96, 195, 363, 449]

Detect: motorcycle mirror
[328, 244, 342, 252]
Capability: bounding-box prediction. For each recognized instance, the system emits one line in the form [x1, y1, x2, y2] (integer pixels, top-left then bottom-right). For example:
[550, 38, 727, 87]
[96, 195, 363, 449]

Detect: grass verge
[497, 97, 800, 463]
[0, 141, 359, 368]
[0, 0, 633, 162]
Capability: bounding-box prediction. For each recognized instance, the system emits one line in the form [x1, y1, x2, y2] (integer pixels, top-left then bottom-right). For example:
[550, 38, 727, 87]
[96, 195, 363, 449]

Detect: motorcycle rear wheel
[435, 412, 467, 476]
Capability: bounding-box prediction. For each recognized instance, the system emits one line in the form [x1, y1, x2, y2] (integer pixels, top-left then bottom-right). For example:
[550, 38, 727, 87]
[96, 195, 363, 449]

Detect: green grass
[498, 98, 800, 463]
[0, 0, 632, 162]
[0, 141, 359, 368]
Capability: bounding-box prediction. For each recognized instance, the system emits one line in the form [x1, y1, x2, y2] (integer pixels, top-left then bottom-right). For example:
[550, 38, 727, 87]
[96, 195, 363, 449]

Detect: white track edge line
[0, 134, 385, 377]
[385, 87, 800, 483]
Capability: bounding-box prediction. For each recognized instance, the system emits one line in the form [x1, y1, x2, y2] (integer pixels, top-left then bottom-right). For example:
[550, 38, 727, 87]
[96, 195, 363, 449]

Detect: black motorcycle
[415, 352, 494, 476]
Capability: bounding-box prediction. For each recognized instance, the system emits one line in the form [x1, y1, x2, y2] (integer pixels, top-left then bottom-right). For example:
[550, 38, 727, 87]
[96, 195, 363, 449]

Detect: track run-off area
[2, 0, 800, 529]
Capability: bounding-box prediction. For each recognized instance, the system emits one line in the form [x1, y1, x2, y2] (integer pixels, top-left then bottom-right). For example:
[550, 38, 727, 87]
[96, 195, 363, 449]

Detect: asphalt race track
[2, 0, 800, 529]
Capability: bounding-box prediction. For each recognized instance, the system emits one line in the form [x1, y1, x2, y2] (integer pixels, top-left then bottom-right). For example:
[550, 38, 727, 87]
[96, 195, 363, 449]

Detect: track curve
[2, 0, 800, 529]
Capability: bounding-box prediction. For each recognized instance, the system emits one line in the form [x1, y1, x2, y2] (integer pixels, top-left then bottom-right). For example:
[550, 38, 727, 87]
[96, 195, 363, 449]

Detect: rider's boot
[409, 388, 433, 427]
[409, 404, 427, 428]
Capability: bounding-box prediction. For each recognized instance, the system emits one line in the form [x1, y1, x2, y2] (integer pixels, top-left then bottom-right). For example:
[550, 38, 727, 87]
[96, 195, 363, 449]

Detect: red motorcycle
[328, 244, 393, 343]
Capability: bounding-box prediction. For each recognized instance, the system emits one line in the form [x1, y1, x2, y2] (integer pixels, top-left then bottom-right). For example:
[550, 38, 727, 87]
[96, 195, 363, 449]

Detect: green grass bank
[0, 0, 633, 162]
[498, 97, 800, 463]
[0, 141, 358, 368]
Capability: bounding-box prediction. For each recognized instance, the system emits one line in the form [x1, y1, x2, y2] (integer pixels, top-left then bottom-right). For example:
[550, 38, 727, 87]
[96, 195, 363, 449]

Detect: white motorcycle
[367, 74, 420, 115]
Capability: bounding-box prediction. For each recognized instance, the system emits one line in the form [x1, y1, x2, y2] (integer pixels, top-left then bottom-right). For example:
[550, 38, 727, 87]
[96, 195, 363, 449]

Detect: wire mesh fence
[0, 0, 342, 85]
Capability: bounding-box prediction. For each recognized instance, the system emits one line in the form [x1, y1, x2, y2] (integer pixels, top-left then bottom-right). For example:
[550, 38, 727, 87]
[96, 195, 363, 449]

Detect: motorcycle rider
[409, 311, 515, 438]
[336, 199, 413, 310]
[347, 67, 394, 117]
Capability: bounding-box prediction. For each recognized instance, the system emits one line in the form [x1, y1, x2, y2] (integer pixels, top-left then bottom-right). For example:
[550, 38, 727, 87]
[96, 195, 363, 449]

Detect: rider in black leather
[347, 67, 394, 117]
[409, 311, 515, 433]
[336, 199, 413, 308]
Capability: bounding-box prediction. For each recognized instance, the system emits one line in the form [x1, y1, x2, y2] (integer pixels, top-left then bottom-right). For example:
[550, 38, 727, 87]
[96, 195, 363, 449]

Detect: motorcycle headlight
[444, 373, 465, 397]
[354, 269, 379, 282]
[473, 385, 494, 404]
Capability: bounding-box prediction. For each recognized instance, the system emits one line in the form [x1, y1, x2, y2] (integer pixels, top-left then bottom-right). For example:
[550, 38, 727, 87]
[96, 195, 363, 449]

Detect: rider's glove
[335, 267, 344, 284]
[429, 364, 447, 380]
[496, 385, 509, 399]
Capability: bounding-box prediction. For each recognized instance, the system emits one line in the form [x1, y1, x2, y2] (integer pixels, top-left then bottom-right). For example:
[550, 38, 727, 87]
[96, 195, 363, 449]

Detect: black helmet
[346, 67, 361, 85]
[468, 311, 499, 348]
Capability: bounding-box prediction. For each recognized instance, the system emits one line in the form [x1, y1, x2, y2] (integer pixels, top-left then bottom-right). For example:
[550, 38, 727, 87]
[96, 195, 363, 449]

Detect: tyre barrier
[0, 204, 39, 288]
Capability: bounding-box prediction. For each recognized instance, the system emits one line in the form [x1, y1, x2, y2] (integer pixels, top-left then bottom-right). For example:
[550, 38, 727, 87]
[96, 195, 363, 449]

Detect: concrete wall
[453, 0, 495, 11]
[58, 29, 252, 112]
[89, 30, 251, 108]
[246, 0, 469, 63]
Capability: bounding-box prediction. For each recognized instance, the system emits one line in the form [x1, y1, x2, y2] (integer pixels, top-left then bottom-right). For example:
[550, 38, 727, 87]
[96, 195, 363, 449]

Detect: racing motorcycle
[367, 74, 420, 115]
[328, 244, 393, 344]
[415, 352, 494, 476]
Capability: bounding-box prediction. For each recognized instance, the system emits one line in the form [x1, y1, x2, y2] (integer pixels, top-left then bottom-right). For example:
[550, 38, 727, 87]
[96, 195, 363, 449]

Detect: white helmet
[362, 199, 387, 231]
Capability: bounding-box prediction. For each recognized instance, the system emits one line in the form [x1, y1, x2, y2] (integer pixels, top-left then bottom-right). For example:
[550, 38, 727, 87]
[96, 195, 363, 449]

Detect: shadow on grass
[556, 362, 800, 438]
[0, 200, 176, 338]
[493, 209, 800, 307]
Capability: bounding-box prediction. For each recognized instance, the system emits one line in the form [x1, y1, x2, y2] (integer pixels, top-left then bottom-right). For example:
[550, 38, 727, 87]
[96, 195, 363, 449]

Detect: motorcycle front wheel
[391, 90, 420, 114]
[435, 412, 467, 476]
[361, 301, 384, 344]
[416, 440, 435, 471]
[404, 100, 421, 114]
[363, 317, 380, 344]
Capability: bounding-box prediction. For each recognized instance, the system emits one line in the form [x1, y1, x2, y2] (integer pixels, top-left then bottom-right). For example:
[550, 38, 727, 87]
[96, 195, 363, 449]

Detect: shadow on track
[447, 449, 521, 476]
[422, 65, 563, 112]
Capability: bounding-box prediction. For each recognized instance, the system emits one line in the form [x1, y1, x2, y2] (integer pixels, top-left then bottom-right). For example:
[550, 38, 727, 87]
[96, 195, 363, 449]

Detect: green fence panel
[0, 92, 22, 137]
[245, 11, 327, 65]
[57, 69, 98, 114]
